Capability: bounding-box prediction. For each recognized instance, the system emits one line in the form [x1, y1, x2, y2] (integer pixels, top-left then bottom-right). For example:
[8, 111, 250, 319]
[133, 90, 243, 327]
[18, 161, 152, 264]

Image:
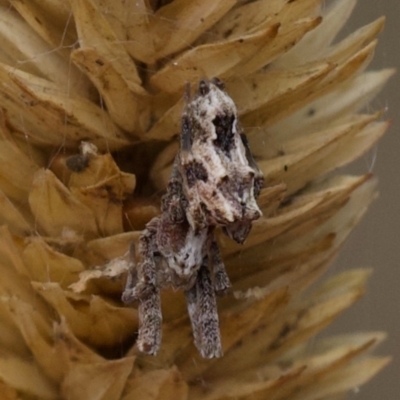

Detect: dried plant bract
[0, 0, 392, 399]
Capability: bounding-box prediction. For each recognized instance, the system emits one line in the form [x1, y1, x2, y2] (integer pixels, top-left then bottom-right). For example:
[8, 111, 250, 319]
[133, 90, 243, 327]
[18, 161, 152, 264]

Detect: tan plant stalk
[0, 0, 393, 399]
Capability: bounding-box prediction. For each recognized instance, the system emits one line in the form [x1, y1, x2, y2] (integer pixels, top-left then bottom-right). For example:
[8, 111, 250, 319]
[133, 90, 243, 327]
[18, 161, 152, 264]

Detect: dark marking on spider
[185, 161, 208, 187]
[212, 114, 235, 156]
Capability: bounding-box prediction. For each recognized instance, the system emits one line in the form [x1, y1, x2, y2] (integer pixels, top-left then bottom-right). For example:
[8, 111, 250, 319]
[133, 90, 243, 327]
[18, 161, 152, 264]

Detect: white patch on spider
[168, 228, 208, 277]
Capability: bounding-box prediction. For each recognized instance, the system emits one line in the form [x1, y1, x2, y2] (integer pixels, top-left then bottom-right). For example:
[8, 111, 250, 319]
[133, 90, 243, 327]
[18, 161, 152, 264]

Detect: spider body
[122, 78, 263, 358]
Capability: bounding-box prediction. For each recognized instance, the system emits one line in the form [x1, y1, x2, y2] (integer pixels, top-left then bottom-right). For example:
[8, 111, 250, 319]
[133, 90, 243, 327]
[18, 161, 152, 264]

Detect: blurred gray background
[325, 0, 400, 399]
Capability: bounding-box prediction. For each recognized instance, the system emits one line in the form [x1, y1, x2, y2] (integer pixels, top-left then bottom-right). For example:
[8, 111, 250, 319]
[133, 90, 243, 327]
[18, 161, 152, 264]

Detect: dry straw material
[0, 0, 393, 399]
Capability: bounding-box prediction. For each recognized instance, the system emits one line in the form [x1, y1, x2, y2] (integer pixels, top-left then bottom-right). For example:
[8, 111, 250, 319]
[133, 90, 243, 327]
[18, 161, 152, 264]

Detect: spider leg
[186, 261, 223, 358]
[185, 283, 201, 350]
[136, 284, 162, 355]
[122, 221, 162, 355]
[161, 157, 186, 223]
[210, 236, 231, 295]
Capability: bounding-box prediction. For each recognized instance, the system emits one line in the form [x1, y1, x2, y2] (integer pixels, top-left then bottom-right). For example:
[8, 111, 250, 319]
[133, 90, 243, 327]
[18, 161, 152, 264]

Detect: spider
[122, 78, 264, 358]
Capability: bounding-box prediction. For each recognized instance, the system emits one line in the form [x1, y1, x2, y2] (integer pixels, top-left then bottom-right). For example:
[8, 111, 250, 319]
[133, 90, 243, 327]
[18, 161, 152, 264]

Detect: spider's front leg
[122, 220, 162, 355]
[185, 260, 223, 358]
[161, 156, 186, 224]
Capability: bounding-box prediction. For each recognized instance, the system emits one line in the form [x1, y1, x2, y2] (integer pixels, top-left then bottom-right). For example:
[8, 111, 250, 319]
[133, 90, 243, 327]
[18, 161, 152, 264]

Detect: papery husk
[0, 0, 392, 399]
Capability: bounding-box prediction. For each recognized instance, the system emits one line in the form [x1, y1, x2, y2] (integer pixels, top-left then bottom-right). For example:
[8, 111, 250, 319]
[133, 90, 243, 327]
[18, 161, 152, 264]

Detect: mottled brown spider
[122, 78, 264, 358]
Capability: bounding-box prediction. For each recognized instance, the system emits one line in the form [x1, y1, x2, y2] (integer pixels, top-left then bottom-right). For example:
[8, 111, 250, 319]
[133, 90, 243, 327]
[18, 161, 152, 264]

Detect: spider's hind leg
[185, 261, 223, 358]
[137, 284, 162, 355]
[122, 221, 163, 355]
